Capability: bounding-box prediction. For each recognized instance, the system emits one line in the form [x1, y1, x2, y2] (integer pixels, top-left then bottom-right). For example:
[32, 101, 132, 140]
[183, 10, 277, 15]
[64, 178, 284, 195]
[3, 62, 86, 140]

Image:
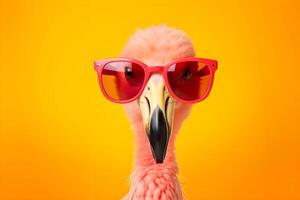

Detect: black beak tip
[148, 107, 169, 164]
[155, 156, 164, 164]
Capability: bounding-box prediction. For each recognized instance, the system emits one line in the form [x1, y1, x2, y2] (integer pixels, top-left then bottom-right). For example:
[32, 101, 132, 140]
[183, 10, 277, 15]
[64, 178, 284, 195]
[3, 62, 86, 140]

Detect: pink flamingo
[94, 25, 217, 199]
[121, 25, 195, 200]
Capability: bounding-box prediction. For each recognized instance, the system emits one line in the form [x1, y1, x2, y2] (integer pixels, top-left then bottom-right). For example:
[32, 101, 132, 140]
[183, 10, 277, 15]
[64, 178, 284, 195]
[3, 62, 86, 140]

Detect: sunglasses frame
[94, 57, 218, 104]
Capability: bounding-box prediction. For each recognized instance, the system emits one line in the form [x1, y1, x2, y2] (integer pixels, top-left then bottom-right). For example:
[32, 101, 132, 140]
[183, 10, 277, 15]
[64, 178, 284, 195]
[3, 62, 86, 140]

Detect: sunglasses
[94, 57, 218, 104]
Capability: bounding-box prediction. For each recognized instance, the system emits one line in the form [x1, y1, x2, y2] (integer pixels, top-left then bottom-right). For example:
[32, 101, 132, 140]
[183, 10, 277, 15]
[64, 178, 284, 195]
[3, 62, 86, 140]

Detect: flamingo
[95, 25, 216, 199]
[120, 25, 195, 200]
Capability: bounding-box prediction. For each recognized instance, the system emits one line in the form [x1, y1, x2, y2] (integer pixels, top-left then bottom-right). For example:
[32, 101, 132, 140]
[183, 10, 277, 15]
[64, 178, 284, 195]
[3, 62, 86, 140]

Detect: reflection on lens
[100, 61, 145, 101]
[167, 61, 211, 101]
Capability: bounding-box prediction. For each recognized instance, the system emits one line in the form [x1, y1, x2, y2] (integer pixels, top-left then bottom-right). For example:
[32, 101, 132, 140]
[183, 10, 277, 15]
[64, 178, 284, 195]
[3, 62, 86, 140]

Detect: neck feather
[124, 121, 183, 200]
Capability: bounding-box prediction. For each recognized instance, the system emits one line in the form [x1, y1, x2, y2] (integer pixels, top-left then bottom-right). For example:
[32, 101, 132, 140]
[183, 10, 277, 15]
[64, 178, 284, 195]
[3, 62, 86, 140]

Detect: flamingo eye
[125, 66, 135, 79]
[182, 68, 192, 80]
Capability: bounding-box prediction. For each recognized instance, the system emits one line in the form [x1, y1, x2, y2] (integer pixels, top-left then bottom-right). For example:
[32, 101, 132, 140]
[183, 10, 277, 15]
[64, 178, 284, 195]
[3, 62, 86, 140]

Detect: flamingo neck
[124, 124, 183, 200]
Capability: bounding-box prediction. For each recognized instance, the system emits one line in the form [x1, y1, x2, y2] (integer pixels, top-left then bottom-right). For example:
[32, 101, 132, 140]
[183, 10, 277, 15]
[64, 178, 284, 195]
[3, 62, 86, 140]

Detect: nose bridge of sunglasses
[148, 66, 164, 74]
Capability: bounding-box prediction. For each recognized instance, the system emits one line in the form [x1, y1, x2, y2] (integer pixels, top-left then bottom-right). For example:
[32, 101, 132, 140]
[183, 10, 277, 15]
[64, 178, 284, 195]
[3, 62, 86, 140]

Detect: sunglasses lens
[167, 61, 212, 101]
[100, 61, 145, 101]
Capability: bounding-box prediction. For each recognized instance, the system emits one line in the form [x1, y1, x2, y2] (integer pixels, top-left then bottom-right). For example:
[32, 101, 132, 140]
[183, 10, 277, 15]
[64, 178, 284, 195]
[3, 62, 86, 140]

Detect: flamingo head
[121, 25, 195, 164]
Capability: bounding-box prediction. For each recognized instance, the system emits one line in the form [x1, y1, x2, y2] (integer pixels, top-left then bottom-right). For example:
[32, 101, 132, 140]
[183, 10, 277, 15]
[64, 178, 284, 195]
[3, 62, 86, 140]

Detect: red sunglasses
[94, 57, 218, 104]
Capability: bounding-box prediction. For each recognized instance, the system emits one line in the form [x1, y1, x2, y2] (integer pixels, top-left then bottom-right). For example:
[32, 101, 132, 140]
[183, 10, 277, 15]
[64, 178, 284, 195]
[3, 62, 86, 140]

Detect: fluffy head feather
[121, 25, 195, 65]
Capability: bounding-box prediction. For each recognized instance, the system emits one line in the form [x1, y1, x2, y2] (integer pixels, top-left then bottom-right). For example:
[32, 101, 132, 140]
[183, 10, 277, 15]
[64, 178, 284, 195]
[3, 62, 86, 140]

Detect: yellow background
[1, 0, 300, 199]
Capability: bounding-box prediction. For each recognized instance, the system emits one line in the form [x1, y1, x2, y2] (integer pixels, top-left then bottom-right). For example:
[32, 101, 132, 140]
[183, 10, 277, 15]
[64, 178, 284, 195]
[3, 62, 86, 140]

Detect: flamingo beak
[138, 76, 175, 163]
